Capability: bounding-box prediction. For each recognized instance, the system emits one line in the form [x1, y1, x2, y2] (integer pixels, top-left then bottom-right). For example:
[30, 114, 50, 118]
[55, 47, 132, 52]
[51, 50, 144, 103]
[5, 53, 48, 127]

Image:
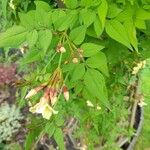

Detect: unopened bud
[25, 83, 46, 99]
[25, 89, 37, 99]
[72, 58, 78, 64]
[77, 48, 83, 53]
[64, 61, 69, 64]
[56, 44, 66, 53]
[63, 86, 69, 101]
[59, 46, 66, 53]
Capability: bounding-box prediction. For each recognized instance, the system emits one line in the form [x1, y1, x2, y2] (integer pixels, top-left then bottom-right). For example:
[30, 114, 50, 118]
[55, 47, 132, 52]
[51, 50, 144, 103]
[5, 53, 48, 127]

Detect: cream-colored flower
[138, 101, 147, 107]
[132, 60, 146, 75]
[51, 96, 58, 106]
[86, 100, 94, 107]
[9, 0, 15, 10]
[29, 97, 58, 120]
[96, 105, 101, 110]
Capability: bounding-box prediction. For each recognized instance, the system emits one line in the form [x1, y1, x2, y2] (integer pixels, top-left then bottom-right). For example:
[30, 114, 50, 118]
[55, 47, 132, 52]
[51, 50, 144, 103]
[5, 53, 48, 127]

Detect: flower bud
[59, 46, 66, 53]
[25, 89, 37, 99]
[72, 57, 78, 64]
[56, 44, 66, 53]
[25, 83, 46, 99]
[63, 86, 69, 101]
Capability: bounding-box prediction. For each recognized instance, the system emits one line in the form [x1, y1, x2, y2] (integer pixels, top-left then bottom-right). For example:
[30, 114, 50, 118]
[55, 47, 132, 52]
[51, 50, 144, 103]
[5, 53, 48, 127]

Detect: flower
[29, 97, 58, 120]
[86, 100, 94, 107]
[25, 68, 69, 119]
[96, 105, 101, 110]
[132, 60, 146, 75]
[138, 101, 147, 107]
[9, 0, 15, 10]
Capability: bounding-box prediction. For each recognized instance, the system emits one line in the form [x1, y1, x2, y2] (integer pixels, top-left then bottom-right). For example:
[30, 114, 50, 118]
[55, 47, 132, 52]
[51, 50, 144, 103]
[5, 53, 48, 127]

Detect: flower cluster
[132, 60, 146, 75]
[25, 68, 69, 120]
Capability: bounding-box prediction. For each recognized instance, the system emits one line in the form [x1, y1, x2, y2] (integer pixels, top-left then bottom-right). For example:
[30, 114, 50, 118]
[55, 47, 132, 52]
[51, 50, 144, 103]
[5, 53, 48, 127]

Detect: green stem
[42, 52, 57, 73]
[58, 52, 63, 68]
[53, 73, 69, 108]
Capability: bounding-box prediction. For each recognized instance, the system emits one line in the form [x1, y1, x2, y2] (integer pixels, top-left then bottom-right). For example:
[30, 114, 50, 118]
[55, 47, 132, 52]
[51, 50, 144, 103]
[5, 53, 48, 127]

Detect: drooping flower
[29, 97, 58, 120]
[25, 67, 69, 119]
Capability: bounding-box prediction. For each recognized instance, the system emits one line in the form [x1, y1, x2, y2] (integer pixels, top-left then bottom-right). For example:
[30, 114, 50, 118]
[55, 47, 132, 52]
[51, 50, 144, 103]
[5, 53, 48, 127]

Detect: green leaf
[136, 8, 150, 20]
[26, 30, 38, 48]
[55, 115, 65, 126]
[69, 25, 86, 45]
[135, 18, 146, 29]
[0, 26, 27, 47]
[38, 29, 52, 51]
[58, 10, 78, 31]
[80, 9, 96, 27]
[71, 63, 85, 82]
[64, 0, 78, 9]
[94, 16, 103, 37]
[115, 4, 133, 22]
[105, 19, 132, 50]
[97, 0, 108, 30]
[1, 0, 8, 19]
[25, 127, 42, 150]
[86, 52, 109, 77]
[84, 68, 109, 108]
[107, 4, 122, 18]
[124, 19, 138, 51]
[35, 1, 51, 11]
[19, 11, 37, 29]
[52, 10, 66, 29]
[44, 122, 56, 138]
[74, 81, 84, 95]
[54, 128, 65, 150]
[35, 9, 52, 28]
[80, 0, 93, 7]
[21, 49, 42, 65]
[81, 43, 104, 57]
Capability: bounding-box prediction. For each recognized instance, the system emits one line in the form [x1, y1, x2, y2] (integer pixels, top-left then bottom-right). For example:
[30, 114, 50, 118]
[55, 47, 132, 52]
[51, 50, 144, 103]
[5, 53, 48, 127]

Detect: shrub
[0, 0, 150, 149]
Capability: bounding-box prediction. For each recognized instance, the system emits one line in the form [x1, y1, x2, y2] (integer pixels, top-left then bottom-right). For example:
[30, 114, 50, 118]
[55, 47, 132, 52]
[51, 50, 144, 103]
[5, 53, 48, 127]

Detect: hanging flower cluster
[25, 67, 69, 120]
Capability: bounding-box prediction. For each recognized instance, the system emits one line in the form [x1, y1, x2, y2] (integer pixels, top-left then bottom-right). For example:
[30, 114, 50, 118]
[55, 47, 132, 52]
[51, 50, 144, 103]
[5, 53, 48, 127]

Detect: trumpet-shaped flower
[29, 97, 58, 120]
